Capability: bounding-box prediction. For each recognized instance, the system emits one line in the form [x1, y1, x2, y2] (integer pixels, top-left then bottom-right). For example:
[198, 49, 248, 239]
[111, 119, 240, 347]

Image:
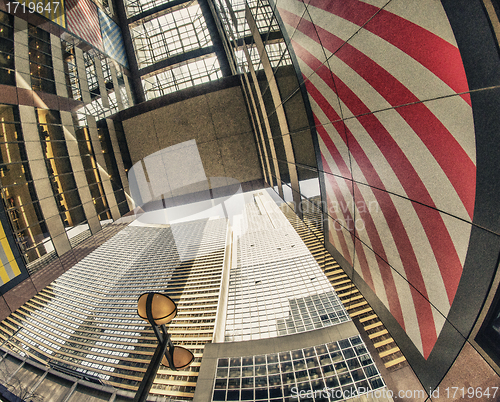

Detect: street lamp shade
[162, 346, 194, 370]
[137, 293, 177, 326]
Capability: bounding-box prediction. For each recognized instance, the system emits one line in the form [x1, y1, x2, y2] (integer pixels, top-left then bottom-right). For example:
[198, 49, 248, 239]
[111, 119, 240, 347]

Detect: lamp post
[133, 292, 194, 402]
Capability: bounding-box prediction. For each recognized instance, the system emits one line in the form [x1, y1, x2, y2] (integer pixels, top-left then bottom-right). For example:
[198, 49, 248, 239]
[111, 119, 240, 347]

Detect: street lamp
[133, 292, 194, 402]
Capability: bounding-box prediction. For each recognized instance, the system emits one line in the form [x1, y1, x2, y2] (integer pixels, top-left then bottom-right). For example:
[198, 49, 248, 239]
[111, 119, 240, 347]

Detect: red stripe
[305, 0, 471, 105]
[408, 282, 438, 358]
[66, 0, 103, 50]
[320, 158, 356, 265]
[297, 43, 441, 357]
[310, 87, 403, 314]
[286, 15, 470, 300]
[281, 8, 476, 219]
[365, 245, 411, 333]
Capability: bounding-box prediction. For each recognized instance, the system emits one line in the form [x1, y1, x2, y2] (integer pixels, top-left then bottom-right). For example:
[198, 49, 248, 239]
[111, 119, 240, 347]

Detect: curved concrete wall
[275, 0, 500, 390]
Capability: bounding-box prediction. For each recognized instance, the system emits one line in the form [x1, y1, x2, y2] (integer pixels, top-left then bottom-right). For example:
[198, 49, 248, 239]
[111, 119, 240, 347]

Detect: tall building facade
[0, 0, 499, 400]
[194, 191, 387, 402]
[225, 191, 350, 343]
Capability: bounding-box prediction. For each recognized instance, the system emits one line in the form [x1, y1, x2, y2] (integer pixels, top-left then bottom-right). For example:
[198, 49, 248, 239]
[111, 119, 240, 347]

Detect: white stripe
[323, 167, 356, 226]
[343, 115, 407, 197]
[314, 106, 351, 177]
[286, 20, 333, 63]
[382, 0, 459, 46]
[295, 33, 470, 220]
[278, 0, 307, 36]
[391, 267, 424, 356]
[352, 238, 390, 311]
[439, 211, 472, 268]
[346, 115, 456, 316]
[389, 192, 451, 331]
[326, 211, 355, 264]
[351, 150, 451, 339]
[299, 53, 355, 120]
[323, 175, 356, 241]
[310, 60, 466, 312]
[346, 30, 476, 164]
[316, 87, 453, 324]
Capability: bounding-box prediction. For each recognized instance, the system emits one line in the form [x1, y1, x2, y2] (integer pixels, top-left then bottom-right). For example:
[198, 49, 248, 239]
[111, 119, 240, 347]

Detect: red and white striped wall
[277, 0, 476, 359]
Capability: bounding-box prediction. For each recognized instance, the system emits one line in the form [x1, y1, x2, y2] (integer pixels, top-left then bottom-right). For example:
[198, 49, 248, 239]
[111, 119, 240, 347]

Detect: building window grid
[234, 41, 290, 73]
[142, 56, 222, 100]
[0, 106, 54, 267]
[78, 98, 107, 122]
[226, 201, 349, 342]
[0, 11, 15, 86]
[36, 109, 88, 231]
[77, 89, 119, 122]
[214, 0, 278, 41]
[84, 52, 100, 97]
[265, 41, 292, 69]
[131, 2, 213, 69]
[61, 40, 82, 101]
[28, 24, 56, 94]
[107, 91, 120, 115]
[213, 337, 386, 401]
[124, 0, 180, 18]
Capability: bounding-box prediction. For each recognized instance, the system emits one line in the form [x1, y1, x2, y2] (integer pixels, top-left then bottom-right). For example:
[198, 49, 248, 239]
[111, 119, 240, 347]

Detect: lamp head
[162, 346, 194, 370]
[137, 292, 177, 326]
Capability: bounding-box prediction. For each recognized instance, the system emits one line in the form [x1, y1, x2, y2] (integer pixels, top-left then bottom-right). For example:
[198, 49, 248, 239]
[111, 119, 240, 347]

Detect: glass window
[130, 2, 212, 69]
[28, 24, 55, 94]
[61, 40, 82, 101]
[214, 338, 385, 402]
[0, 11, 15, 86]
[0, 105, 53, 268]
[142, 56, 222, 100]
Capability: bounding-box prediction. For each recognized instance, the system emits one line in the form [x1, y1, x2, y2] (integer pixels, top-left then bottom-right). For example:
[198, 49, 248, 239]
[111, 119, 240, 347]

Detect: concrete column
[75, 47, 91, 104]
[50, 34, 67, 98]
[60, 111, 100, 235]
[19, 106, 71, 257]
[95, 57, 110, 109]
[87, 116, 119, 220]
[106, 119, 131, 209]
[109, 62, 124, 111]
[241, 71, 271, 185]
[123, 74, 134, 107]
[246, 6, 301, 212]
[242, 44, 283, 198]
[13, 17, 30, 90]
